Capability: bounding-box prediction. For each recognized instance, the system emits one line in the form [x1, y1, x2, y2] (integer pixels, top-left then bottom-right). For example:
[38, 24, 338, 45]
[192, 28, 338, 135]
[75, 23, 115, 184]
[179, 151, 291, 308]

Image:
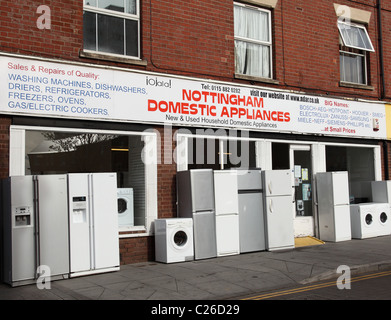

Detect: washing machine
[154, 218, 194, 263]
[350, 203, 379, 239]
[117, 188, 134, 226]
[376, 203, 391, 236]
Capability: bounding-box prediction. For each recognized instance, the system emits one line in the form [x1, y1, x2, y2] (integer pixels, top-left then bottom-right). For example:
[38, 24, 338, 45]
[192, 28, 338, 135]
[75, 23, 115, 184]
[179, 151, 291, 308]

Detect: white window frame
[9, 125, 157, 237]
[339, 49, 368, 85]
[234, 2, 273, 79]
[83, 0, 141, 59]
[337, 21, 374, 52]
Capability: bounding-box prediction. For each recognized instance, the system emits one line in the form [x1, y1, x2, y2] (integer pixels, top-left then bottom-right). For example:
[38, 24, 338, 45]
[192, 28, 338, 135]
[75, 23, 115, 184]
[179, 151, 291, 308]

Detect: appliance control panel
[72, 196, 87, 223]
[13, 206, 32, 227]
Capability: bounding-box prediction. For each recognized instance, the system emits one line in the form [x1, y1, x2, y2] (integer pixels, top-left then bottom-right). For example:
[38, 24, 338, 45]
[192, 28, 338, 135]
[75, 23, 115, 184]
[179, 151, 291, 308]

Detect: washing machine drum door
[118, 198, 128, 214]
[365, 213, 373, 226]
[173, 230, 188, 248]
[380, 212, 388, 224]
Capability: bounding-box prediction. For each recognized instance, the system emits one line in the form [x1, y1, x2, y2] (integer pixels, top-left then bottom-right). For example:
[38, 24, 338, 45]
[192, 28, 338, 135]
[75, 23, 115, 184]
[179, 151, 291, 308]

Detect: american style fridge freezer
[1, 173, 120, 286]
[1, 175, 69, 287]
[176, 169, 217, 260]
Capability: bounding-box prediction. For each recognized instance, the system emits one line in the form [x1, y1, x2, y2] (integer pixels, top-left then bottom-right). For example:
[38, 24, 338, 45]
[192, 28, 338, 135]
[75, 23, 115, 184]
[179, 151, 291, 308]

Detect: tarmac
[1, 235, 391, 301]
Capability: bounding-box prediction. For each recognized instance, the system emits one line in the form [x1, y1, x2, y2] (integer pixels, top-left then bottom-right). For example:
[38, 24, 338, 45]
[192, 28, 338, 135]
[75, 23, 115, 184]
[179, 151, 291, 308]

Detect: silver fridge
[262, 170, 295, 251]
[316, 171, 351, 242]
[176, 169, 217, 260]
[237, 169, 266, 253]
[1, 175, 69, 287]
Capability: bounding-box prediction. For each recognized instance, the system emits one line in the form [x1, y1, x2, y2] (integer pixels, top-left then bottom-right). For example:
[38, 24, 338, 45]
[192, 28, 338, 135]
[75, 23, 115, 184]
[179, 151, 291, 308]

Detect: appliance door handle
[269, 198, 273, 213]
[268, 182, 272, 195]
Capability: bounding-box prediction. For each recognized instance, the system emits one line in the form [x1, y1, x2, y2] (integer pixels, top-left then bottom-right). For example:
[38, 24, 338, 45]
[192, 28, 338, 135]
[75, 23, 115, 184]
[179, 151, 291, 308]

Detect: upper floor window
[83, 0, 140, 58]
[234, 3, 272, 79]
[338, 21, 374, 85]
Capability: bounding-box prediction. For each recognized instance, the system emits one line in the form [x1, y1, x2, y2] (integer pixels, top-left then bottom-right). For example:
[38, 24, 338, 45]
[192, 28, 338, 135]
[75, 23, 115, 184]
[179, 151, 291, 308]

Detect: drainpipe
[377, 1, 389, 179]
[378, 0, 386, 100]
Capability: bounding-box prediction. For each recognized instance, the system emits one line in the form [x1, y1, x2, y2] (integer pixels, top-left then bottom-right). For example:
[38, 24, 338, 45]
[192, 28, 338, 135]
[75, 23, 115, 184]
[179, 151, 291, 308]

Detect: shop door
[290, 145, 315, 237]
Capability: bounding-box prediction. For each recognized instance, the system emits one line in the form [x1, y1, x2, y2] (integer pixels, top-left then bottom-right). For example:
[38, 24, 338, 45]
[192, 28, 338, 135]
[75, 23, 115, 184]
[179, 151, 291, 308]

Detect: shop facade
[1, 0, 391, 264]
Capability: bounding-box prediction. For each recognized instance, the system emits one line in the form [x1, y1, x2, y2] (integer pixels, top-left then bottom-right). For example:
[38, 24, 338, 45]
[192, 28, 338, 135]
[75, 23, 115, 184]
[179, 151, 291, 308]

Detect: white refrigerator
[1, 175, 69, 287]
[262, 170, 295, 251]
[213, 170, 239, 257]
[316, 171, 351, 242]
[68, 173, 120, 277]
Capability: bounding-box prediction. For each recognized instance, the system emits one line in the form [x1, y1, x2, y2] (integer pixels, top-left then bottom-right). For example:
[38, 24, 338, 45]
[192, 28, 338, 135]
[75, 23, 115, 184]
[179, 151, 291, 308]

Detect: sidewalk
[1, 235, 391, 300]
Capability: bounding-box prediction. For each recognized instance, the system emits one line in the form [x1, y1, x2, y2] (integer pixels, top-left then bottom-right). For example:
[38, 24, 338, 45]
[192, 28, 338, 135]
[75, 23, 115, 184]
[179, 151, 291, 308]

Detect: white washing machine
[350, 203, 379, 239]
[154, 218, 194, 263]
[117, 188, 134, 226]
[376, 203, 391, 236]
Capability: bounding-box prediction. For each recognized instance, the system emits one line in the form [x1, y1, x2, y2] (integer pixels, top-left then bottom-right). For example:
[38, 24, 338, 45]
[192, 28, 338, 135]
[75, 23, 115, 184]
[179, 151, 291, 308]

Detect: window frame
[338, 21, 373, 86]
[234, 2, 273, 80]
[83, 0, 141, 59]
[339, 48, 368, 85]
[337, 21, 374, 52]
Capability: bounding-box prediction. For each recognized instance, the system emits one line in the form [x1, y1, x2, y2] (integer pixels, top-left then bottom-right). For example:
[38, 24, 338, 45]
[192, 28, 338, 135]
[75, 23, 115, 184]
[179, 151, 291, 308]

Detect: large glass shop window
[25, 130, 146, 228]
[187, 137, 257, 170]
[326, 145, 375, 203]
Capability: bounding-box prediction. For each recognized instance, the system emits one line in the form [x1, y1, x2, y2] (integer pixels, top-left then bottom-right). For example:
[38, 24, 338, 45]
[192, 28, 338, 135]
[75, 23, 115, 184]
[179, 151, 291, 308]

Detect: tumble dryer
[349, 203, 379, 239]
[154, 218, 194, 263]
[117, 188, 134, 226]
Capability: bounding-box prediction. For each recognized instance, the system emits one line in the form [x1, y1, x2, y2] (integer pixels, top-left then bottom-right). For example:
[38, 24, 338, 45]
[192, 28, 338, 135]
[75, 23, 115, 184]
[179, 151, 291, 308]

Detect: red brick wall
[0, 0, 389, 101]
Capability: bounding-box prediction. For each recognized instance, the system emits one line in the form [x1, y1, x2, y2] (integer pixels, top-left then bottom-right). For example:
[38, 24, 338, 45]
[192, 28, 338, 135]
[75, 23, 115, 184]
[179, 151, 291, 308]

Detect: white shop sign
[0, 54, 387, 139]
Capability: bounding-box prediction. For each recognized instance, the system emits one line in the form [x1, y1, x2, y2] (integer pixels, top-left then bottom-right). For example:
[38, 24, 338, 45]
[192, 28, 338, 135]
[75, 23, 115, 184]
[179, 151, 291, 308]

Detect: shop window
[187, 137, 256, 170]
[338, 21, 374, 85]
[271, 142, 289, 169]
[234, 3, 272, 79]
[326, 145, 375, 203]
[11, 127, 157, 235]
[83, 0, 140, 58]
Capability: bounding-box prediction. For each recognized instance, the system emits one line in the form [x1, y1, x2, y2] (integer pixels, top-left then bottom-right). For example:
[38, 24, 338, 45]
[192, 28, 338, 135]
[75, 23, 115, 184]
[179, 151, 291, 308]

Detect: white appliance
[316, 171, 351, 242]
[154, 218, 194, 263]
[213, 170, 239, 257]
[375, 203, 391, 237]
[237, 169, 265, 253]
[371, 181, 391, 236]
[177, 169, 217, 260]
[350, 203, 379, 239]
[117, 188, 134, 226]
[68, 173, 120, 277]
[261, 170, 295, 251]
[1, 175, 69, 287]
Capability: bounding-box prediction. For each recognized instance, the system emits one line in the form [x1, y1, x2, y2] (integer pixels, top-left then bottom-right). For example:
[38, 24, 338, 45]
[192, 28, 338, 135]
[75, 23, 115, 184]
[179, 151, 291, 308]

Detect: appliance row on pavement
[155, 169, 391, 264]
[0, 173, 120, 287]
[316, 171, 391, 242]
[155, 169, 295, 264]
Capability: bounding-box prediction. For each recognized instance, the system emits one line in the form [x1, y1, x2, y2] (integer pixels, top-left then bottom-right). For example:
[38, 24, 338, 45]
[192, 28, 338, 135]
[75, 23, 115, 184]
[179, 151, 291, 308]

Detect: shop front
[1, 52, 389, 262]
